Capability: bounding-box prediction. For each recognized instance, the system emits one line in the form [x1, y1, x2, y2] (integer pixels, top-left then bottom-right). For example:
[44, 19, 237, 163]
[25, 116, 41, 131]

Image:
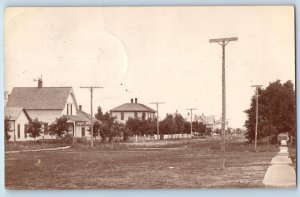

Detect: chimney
[38, 79, 43, 88]
[135, 98, 137, 103]
[79, 105, 82, 111]
[131, 98, 133, 103]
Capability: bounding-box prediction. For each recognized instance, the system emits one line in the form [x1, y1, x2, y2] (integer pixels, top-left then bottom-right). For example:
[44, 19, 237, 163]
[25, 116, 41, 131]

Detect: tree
[184, 121, 191, 134]
[49, 115, 69, 138]
[112, 122, 126, 142]
[93, 106, 118, 142]
[192, 121, 207, 136]
[94, 106, 104, 121]
[244, 80, 295, 142]
[160, 114, 176, 136]
[174, 114, 185, 135]
[126, 117, 141, 136]
[4, 118, 11, 141]
[26, 118, 42, 139]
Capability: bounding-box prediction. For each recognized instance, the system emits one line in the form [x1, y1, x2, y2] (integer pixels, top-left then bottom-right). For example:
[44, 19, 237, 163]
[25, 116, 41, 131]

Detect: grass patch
[5, 136, 279, 189]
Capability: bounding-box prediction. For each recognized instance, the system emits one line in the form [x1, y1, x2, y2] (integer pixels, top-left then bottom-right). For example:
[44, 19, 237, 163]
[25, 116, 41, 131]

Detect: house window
[81, 127, 85, 137]
[44, 123, 49, 134]
[24, 124, 28, 138]
[17, 124, 20, 139]
[70, 104, 73, 115]
[67, 104, 69, 115]
[142, 112, 146, 120]
[121, 112, 124, 120]
[134, 112, 138, 118]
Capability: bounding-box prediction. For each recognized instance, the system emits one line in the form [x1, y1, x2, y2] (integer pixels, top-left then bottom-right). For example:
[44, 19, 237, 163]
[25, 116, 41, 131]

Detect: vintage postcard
[4, 6, 295, 189]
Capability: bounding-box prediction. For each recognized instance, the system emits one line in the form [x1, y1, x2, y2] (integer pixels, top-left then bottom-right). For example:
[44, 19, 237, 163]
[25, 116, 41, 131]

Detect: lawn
[5, 136, 280, 189]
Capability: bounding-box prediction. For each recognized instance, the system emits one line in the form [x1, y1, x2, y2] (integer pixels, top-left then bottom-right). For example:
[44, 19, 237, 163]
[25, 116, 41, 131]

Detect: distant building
[110, 98, 156, 123]
[194, 113, 218, 131]
[5, 79, 91, 141]
[5, 107, 31, 141]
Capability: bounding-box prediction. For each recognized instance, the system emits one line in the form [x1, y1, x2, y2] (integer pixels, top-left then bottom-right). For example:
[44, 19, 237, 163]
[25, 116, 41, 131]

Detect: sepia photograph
[4, 6, 296, 189]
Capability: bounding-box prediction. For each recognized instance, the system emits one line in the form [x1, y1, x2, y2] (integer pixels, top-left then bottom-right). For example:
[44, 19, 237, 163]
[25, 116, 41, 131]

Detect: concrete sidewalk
[262, 140, 296, 188]
[5, 146, 71, 154]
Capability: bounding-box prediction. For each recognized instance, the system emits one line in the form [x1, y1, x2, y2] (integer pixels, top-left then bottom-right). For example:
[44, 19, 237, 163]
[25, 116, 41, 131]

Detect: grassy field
[5, 136, 280, 189]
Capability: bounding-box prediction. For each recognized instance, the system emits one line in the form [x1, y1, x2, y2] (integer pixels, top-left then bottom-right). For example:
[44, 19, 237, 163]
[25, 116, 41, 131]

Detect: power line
[80, 86, 103, 148]
[209, 37, 238, 169]
[186, 108, 197, 137]
[150, 102, 165, 140]
[251, 85, 263, 152]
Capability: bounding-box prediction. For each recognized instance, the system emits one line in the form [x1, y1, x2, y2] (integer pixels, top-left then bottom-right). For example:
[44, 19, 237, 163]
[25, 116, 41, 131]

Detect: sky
[4, 6, 295, 128]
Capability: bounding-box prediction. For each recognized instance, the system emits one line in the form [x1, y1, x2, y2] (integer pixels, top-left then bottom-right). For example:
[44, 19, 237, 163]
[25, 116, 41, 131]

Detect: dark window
[70, 104, 73, 115]
[142, 112, 146, 120]
[67, 104, 69, 115]
[44, 123, 49, 134]
[81, 127, 85, 137]
[134, 112, 138, 118]
[24, 124, 28, 138]
[17, 124, 20, 138]
[121, 112, 124, 120]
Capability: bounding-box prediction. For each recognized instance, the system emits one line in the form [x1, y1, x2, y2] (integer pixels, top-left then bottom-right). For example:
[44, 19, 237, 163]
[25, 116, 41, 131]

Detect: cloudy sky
[5, 6, 295, 128]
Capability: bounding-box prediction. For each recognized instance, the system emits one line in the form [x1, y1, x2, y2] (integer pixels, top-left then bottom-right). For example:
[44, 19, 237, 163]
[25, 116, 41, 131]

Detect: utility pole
[251, 85, 263, 152]
[186, 108, 197, 137]
[209, 37, 238, 169]
[150, 102, 165, 140]
[80, 86, 103, 148]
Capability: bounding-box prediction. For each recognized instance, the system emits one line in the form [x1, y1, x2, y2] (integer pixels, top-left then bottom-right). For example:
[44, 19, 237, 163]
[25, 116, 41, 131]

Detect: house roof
[111, 103, 155, 113]
[5, 107, 29, 121]
[69, 111, 92, 123]
[206, 115, 215, 125]
[195, 114, 215, 125]
[6, 87, 73, 110]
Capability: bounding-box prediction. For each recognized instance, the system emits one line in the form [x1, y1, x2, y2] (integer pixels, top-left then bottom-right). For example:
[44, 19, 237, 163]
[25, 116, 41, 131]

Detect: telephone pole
[80, 86, 103, 148]
[251, 85, 263, 152]
[209, 37, 238, 169]
[186, 108, 197, 137]
[150, 102, 165, 140]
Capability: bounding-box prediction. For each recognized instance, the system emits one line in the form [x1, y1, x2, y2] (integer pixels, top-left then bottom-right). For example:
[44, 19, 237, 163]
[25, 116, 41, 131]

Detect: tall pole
[80, 86, 103, 148]
[251, 85, 262, 152]
[209, 37, 238, 169]
[150, 102, 165, 140]
[186, 108, 197, 137]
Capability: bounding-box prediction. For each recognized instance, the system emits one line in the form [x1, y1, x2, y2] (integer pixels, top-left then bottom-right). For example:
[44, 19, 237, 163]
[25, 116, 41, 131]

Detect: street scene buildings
[4, 6, 296, 189]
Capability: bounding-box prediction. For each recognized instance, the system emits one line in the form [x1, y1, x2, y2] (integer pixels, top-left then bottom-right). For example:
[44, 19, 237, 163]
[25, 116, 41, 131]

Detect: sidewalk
[262, 140, 296, 188]
[5, 146, 71, 154]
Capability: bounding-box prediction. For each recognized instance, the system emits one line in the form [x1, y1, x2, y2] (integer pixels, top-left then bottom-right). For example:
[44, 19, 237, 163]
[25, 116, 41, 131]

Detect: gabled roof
[195, 114, 215, 125]
[5, 107, 30, 121]
[111, 103, 155, 113]
[206, 115, 215, 125]
[6, 87, 74, 110]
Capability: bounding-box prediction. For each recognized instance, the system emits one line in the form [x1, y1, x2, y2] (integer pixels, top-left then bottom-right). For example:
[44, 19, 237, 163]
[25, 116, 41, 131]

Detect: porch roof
[67, 111, 92, 123]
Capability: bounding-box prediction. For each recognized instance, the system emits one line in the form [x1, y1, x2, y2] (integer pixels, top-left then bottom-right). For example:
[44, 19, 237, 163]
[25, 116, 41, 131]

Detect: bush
[62, 133, 73, 145]
[123, 129, 132, 142]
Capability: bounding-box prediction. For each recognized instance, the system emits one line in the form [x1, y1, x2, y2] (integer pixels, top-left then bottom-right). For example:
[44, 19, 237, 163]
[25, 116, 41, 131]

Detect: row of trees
[126, 113, 211, 138]
[5, 106, 213, 142]
[244, 80, 295, 142]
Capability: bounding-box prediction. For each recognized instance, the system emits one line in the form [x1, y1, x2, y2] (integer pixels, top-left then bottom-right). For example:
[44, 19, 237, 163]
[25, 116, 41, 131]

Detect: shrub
[62, 133, 73, 145]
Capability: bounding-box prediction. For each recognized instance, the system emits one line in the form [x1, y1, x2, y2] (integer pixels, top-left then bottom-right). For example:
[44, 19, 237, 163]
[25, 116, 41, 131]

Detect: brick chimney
[135, 98, 138, 103]
[38, 79, 43, 88]
[79, 105, 82, 111]
[131, 98, 133, 103]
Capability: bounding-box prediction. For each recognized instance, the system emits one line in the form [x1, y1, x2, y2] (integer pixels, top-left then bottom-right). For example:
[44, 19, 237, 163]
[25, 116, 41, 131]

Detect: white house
[5, 79, 91, 141]
[5, 107, 31, 141]
[110, 98, 155, 123]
